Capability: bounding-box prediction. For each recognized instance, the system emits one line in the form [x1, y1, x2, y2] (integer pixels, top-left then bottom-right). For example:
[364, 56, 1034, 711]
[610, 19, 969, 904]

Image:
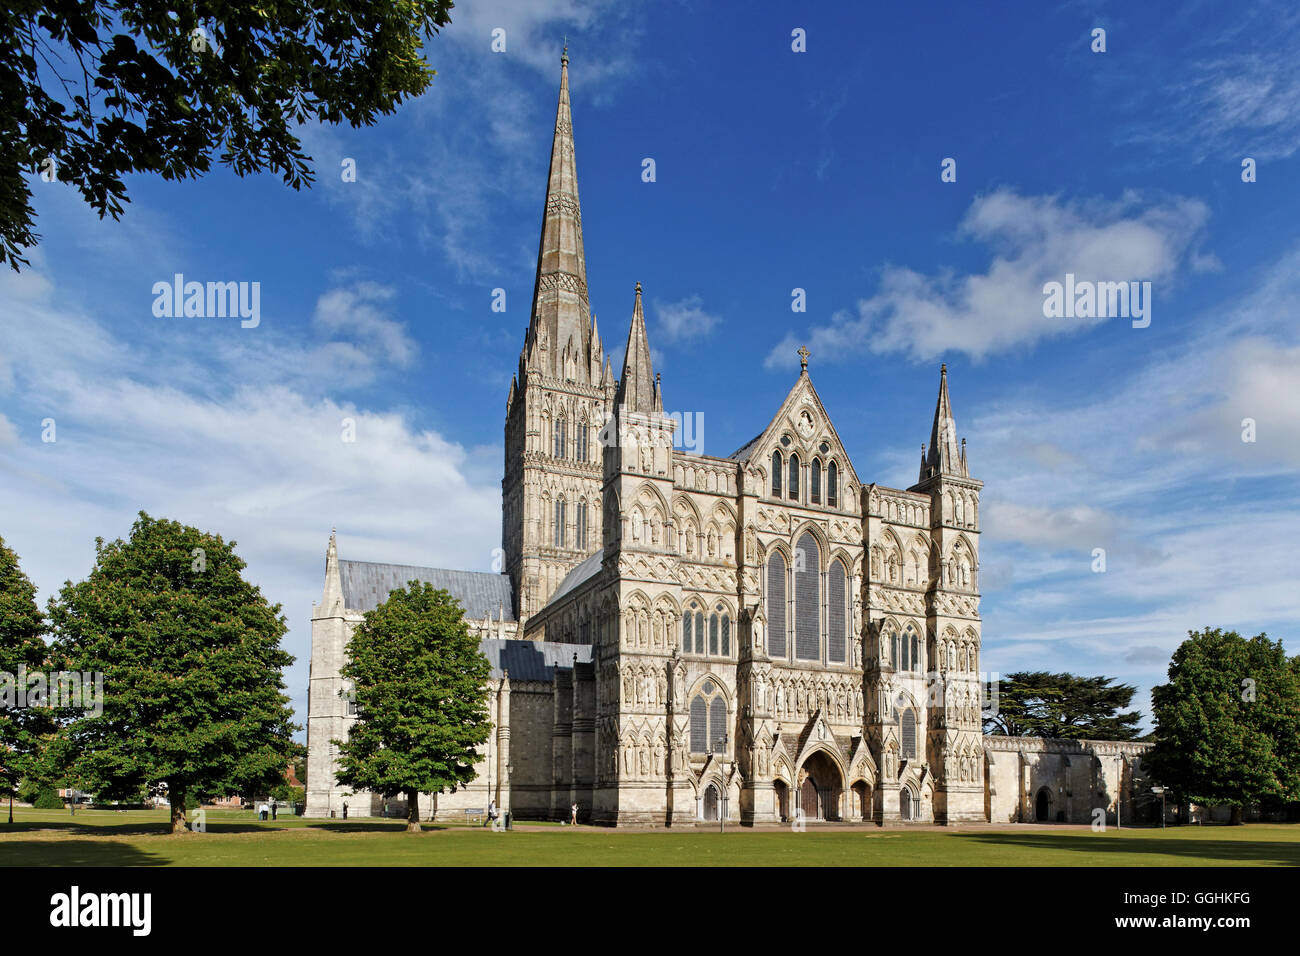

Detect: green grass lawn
[1, 808, 1297, 866]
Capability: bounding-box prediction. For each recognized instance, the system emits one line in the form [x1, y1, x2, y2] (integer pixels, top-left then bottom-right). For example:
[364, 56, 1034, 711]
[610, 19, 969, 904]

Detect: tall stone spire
[616, 282, 657, 413]
[525, 46, 592, 379]
[920, 363, 967, 480]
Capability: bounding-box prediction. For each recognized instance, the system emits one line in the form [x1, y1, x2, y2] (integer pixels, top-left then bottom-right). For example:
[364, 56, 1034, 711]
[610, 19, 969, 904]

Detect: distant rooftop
[338, 559, 515, 621]
[479, 638, 592, 681]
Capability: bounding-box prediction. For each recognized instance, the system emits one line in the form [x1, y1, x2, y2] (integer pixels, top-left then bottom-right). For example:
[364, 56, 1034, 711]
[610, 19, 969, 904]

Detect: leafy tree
[1146, 628, 1300, 824]
[984, 671, 1143, 740]
[2, 0, 456, 269]
[0, 535, 54, 820]
[336, 582, 491, 832]
[47, 512, 298, 833]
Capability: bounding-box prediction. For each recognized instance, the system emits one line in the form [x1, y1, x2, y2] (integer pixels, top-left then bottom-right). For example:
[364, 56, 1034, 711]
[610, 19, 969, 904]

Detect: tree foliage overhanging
[1, 0, 456, 269]
[46, 512, 298, 832]
[983, 671, 1143, 741]
[335, 581, 491, 832]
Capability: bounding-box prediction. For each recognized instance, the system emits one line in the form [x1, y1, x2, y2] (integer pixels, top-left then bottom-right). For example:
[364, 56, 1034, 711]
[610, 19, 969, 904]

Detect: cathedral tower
[910, 364, 985, 822]
[503, 49, 615, 623]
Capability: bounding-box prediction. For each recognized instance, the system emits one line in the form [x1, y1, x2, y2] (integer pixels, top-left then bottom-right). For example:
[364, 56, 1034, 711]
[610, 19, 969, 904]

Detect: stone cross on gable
[797, 345, 810, 371]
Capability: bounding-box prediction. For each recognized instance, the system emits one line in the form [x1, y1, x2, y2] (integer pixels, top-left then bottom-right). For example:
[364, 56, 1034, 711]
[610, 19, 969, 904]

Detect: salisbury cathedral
[305, 53, 1151, 826]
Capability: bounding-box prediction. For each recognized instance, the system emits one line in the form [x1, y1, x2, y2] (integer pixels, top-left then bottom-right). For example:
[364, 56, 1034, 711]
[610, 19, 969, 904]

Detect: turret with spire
[918, 364, 969, 481]
[502, 48, 615, 623]
[614, 282, 661, 414]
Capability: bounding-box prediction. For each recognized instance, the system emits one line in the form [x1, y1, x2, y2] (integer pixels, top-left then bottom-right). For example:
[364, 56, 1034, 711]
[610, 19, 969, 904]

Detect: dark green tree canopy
[1146, 628, 1300, 819]
[336, 581, 491, 831]
[2, 0, 455, 269]
[0, 534, 51, 800]
[47, 512, 297, 831]
[983, 671, 1143, 740]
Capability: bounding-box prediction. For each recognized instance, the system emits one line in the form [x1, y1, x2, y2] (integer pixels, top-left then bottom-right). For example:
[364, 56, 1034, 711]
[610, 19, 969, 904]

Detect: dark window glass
[828, 560, 846, 662]
[795, 532, 820, 660]
[767, 552, 787, 658]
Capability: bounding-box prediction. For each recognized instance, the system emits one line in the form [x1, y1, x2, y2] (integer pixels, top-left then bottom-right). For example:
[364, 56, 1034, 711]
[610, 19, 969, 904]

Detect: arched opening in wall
[900, 787, 914, 821]
[799, 750, 842, 821]
[1035, 787, 1052, 822]
[852, 781, 871, 820]
[773, 780, 789, 822]
[703, 784, 720, 822]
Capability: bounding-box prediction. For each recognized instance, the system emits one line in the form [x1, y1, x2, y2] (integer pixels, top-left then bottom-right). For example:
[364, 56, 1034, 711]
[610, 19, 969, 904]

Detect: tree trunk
[405, 789, 421, 832]
[170, 790, 188, 834]
[1230, 805, 1243, 826]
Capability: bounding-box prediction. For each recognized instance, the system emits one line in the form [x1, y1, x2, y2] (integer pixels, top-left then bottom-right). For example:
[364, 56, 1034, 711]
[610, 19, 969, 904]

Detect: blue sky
[2, 0, 1299, 735]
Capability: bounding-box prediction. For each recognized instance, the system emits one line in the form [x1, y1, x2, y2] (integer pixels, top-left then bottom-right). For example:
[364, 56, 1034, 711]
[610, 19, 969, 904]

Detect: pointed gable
[729, 353, 860, 502]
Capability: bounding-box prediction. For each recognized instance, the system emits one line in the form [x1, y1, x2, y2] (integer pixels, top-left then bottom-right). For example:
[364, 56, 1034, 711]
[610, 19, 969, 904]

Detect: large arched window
[902, 624, 919, 672]
[900, 708, 917, 759]
[828, 461, 839, 508]
[554, 416, 568, 459]
[811, 457, 822, 504]
[771, 451, 783, 498]
[553, 497, 566, 547]
[689, 679, 728, 753]
[767, 551, 787, 658]
[577, 421, 589, 461]
[794, 531, 820, 660]
[788, 452, 800, 501]
[828, 559, 847, 663]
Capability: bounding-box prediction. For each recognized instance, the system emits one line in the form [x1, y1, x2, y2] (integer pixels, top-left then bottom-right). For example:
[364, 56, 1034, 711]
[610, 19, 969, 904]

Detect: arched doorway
[798, 751, 843, 821]
[1035, 787, 1051, 822]
[773, 780, 790, 822]
[851, 781, 871, 820]
[900, 788, 913, 821]
[703, 784, 719, 821]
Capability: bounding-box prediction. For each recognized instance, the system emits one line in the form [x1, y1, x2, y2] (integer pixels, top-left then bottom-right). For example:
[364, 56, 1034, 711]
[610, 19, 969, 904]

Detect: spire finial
[635, 280, 642, 295]
[561, 36, 569, 65]
[798, 345, 810, 372]
[940, 362, 947, 375]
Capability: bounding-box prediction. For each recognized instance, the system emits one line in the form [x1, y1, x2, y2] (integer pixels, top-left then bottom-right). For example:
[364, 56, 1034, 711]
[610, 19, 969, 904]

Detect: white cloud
[654, 294, 720, 343]
[766, 189, 1211, 367]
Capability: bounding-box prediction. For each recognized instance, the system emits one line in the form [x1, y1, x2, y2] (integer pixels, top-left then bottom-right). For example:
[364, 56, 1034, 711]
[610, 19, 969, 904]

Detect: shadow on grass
[0, 840, 165, 867]
[3, 820, 291, 836]
[958, 830, 1300, 865]
[301, 822, 448, 833]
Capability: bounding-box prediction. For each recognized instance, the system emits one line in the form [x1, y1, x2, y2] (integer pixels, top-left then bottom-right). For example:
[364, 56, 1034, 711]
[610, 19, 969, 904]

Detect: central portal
[798, 751, 843, 822]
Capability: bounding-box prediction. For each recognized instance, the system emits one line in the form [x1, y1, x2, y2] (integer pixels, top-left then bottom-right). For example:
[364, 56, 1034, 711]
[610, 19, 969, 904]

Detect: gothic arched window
[828, 461, 839, 508]
[577, 421, 589, 461]
[890, 628, 900, 668]
[554, 498, 566, 547]
[709, 613, 719, 655]
[689, 680, 727, 753]
[788, 453, 800, 501]
[554, 416, 568, 459]
[771, 451, 783, 498]
[682, 602, 698, 653]
[718, 606, 731, 656]
[811, 457, 822, 504]
[794, 531, 819, 661]
[900, 708, 917, 759]
[908, 627, 920, 672]
[767, 551, 787, 658]
[576, 501, 588, 550]
[828, 559, 847, 663]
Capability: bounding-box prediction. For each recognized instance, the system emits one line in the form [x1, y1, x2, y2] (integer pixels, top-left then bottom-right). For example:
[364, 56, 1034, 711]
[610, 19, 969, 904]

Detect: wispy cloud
[766, 188, 1211, 367]
[654, 294, 720, 343]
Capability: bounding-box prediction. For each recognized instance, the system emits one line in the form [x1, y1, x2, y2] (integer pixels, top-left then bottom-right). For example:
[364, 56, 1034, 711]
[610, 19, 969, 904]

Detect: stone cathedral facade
[304, 53, 1152, 826]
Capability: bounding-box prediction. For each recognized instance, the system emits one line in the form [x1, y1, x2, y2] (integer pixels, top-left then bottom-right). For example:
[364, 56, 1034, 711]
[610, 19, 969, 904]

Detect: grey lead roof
[543, 550, 603, 609]
[478, 638, 593, 681]
[729, 430, 765, 463]
[339, 559, 516, 621]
